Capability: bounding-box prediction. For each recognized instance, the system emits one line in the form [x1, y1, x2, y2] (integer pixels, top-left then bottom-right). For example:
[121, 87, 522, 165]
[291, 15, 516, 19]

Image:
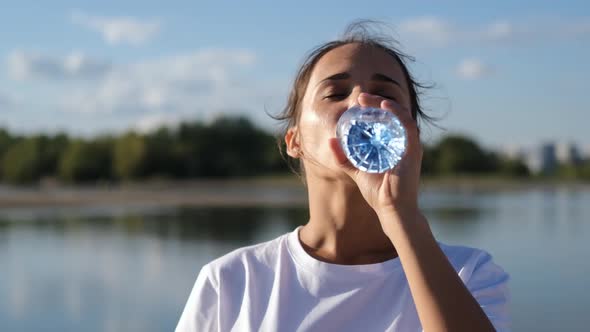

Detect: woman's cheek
[298, 109, 335, 153]
[296, 110, 320, 145]
[300, 107, 333, 134]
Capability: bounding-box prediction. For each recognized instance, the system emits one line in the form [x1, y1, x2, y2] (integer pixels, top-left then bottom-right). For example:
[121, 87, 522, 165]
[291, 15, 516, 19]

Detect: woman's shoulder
[438, 242, 492, 265]
[438, 242, 510, 285]
[203, 230, 292, 280]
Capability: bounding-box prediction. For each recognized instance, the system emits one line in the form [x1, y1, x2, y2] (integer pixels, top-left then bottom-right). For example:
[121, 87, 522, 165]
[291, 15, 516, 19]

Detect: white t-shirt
[176, 226, 511, 332]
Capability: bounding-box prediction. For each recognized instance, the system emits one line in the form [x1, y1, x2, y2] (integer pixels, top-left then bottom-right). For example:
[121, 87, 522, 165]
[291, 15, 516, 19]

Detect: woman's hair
[270, 20, 437, 183]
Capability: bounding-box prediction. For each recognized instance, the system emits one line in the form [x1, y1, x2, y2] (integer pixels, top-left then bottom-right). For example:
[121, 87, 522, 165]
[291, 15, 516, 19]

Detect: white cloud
[396, 16, 590, 48]
[7, 50, 111, 80]
[2, 47, 284, 133]
[134, 113, 184, 133]
[485, 21, 514, 41]
[456, 58, 494, 80]
[71, 10, 161, 45]
[59, 49, 266, 120]
[397, 17, 454, 47]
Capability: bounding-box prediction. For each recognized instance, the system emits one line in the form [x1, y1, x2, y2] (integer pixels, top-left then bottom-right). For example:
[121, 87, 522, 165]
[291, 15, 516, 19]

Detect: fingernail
[382, 99, 393, 107]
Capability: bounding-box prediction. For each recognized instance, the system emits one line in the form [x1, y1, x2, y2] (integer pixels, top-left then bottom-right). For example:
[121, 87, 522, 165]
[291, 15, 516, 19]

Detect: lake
[1, 186, 589, 331]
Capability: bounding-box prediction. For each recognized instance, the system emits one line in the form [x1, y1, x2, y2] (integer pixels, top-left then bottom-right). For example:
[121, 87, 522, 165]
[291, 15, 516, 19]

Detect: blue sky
[0, 0, 589, 153]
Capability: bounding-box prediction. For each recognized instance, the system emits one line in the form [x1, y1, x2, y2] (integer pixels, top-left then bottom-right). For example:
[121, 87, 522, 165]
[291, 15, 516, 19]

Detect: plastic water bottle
[336, 106, 407, 173]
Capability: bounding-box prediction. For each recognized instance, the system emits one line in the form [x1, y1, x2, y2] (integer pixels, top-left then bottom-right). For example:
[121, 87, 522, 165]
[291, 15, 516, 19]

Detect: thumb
[328, 137, 359, 177]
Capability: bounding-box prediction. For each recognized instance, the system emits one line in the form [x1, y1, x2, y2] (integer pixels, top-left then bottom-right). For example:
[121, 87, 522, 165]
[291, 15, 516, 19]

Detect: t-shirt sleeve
[467, 251, 511, 332]
[175, 264, 219, 332]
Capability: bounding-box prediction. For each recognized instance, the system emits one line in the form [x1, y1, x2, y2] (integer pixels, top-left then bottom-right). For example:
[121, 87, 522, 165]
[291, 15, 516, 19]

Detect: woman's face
[286, 43, 412, 180]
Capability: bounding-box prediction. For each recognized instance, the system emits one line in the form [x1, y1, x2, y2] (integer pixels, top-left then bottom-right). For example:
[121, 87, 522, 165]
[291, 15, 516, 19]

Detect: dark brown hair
[270, 20, 437, 182]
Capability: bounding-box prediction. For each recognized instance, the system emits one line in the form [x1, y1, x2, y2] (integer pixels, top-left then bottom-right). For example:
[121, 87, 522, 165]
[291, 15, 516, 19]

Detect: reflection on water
[0, 206, 308, 242]
[0, 206, 308, 332]
[0, 188, 589, 331]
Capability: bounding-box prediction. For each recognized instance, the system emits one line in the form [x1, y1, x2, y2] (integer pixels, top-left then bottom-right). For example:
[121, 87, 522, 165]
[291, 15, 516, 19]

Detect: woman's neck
[299, 176, 398, 265]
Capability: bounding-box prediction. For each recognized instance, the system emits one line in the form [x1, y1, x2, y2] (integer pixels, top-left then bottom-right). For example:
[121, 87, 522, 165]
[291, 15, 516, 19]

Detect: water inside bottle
[336, 106, 407, 173]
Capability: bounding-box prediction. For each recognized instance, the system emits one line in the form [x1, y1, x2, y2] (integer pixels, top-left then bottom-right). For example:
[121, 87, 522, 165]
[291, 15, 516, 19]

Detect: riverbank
[0, 175, 588, 208]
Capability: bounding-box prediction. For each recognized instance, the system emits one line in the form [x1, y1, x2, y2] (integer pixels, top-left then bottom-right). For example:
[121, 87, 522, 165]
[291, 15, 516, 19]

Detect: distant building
[556, 142, 582, 165]
[499, 141, 586, 175]
[525, 143, 557, 174]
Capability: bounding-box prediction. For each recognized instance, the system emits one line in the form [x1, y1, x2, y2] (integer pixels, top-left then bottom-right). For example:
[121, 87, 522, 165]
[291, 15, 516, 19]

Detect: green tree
[265, 138, 290, 174]
[175, 122, 208, 177]
[577, 161, 590, 181]
[0, 128, 16, 179]
[113, 132, 147, 180]
[59, 138, 113, 182]
[2, 138, 42, 184]
[34, 133, 71, 178]
[421, 144, 439, 176]
[200, 116, 274, 177]
[498, 158, 530, 177]
[435, 135, 495, 175]
[144, 127, 184, 178]
[0, 128, 13, 154]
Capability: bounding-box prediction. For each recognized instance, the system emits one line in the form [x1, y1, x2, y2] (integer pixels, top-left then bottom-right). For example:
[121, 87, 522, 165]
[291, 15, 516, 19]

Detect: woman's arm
[330, 93, 509, 331]
[378, 208, 498, 332]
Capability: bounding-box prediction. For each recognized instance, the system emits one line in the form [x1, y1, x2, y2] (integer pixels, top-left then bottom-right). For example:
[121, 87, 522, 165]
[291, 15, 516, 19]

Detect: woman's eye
[324, 93, 348, 100]
[375, 93, 397, 101]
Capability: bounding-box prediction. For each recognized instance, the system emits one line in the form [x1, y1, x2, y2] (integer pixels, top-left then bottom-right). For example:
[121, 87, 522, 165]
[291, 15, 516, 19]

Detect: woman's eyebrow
[372, 73, 401, 88]
[316, 72, 401, 89]
[317, 72, 350, 87]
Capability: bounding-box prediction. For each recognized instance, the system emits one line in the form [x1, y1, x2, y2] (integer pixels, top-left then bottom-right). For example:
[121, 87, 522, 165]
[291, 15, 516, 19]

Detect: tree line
[0, 116, 284, 184]
[0, 115, 588, 185]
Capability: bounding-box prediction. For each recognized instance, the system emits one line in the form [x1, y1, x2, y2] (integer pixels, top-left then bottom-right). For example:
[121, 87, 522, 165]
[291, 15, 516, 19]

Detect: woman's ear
[285, 126, 301, 158]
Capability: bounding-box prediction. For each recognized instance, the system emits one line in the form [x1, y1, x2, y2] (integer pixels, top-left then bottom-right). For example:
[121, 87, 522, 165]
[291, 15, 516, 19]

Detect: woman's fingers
[358, 93, 412, 125]
[379, 98, 422, 160]
[358, 92, 383, 108]
[381, 99, 414, 131]
[356, 92, 422, 168]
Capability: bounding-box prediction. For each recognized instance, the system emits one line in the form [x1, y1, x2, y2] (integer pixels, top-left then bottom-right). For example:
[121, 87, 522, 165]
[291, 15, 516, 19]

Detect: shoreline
[0, 176, 588, 209]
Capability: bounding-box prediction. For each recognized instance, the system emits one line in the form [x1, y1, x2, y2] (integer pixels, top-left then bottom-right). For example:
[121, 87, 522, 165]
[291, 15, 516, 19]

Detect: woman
[176, 23, 511, 332]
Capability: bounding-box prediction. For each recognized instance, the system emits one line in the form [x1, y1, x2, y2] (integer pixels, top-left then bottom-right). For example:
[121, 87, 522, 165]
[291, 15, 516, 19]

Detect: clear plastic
[336, 105, 407, 173]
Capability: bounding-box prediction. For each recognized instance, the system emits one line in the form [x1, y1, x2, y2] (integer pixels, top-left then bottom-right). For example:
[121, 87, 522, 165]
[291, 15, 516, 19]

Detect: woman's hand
[329, 92, 423, 229]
